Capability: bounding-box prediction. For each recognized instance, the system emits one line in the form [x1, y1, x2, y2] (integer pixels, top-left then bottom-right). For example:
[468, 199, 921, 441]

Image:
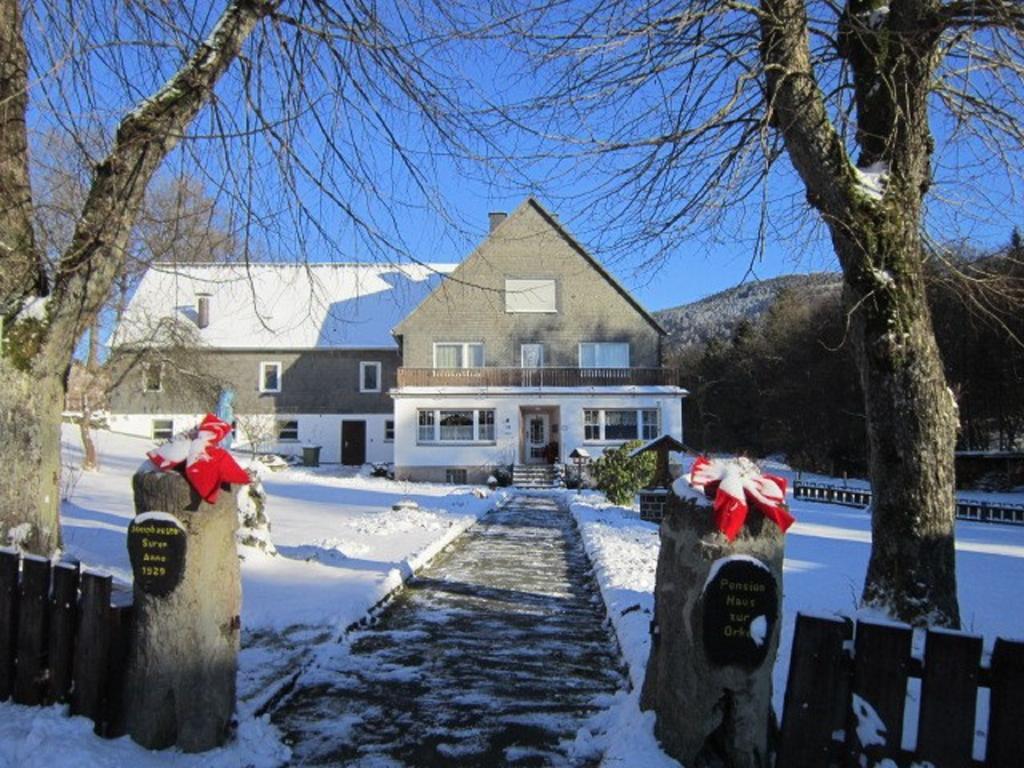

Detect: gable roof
[395, 197, 665, 336]
[112, 262, 457, 350]
[517, 198, 666, 335]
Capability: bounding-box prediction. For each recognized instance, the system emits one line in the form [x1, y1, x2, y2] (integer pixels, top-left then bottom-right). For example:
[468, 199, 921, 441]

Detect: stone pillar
[640, 492, 785, 768]
[124, 467, 241, 752]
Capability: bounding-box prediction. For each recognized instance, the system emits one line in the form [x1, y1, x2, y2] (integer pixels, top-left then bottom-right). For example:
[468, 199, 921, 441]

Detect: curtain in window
[440, 410, 474, 441]
[605, 410, 638, 440]
[435, 345, 461, 369]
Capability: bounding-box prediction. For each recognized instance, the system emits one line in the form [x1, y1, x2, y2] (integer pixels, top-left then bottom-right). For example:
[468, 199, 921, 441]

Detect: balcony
[396, 367, 679, 388]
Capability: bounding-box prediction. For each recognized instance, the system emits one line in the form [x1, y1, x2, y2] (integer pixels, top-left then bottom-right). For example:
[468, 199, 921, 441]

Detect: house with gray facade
[107, 261, 454, 464]
[107, 197, 686, 479]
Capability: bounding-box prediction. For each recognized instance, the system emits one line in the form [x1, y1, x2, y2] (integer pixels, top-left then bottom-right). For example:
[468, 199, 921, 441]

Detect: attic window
[505, 279, 557, 313]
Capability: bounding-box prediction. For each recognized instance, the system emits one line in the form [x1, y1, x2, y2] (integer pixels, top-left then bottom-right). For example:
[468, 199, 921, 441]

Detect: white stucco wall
[105, 412, 395, 464]
[393, 390, 684, 470]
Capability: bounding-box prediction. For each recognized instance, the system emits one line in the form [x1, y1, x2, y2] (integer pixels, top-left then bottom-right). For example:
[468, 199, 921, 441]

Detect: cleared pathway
[272, 494, 626, 767]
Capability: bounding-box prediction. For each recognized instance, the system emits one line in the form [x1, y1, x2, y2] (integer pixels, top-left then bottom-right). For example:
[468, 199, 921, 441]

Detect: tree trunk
[760, 0, 960, 626]
[0, 363, 63, 553]
[835, 219, 960, 627]
[0, 0, 271, 556]
[79, 407, 99, 472]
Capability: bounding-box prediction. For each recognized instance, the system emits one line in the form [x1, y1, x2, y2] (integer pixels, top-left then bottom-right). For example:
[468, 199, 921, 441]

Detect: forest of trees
[675, 236, 1024, 477]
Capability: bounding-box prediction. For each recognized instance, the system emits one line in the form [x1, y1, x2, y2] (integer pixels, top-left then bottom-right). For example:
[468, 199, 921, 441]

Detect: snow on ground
[1, 425, 502, 767]
[569, 475, 1024, 763]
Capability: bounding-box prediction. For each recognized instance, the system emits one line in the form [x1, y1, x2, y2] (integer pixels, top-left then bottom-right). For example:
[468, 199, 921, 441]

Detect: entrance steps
[512, 464, 562, 489]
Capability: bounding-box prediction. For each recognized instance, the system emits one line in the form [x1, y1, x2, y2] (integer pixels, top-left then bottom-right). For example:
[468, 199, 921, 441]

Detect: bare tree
[497, 0, 1024, 626]
[0, 0, 491, 554]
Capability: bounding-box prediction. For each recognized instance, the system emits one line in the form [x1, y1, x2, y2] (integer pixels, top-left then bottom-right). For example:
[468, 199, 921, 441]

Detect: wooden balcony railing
[396, 367, 679, 388]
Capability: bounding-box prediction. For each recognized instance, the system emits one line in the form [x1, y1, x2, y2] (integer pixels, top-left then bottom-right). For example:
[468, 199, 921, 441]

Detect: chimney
[488, 212, 508, 232]
[196, 293, 211, 329]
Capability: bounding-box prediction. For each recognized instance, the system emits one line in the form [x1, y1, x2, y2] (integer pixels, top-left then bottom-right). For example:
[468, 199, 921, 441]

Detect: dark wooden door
[341, 420, 366, 465]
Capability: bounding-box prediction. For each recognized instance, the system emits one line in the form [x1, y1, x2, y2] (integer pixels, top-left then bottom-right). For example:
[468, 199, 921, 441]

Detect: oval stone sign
[701, 556, 778, 669]
[128, 512, 187, 597]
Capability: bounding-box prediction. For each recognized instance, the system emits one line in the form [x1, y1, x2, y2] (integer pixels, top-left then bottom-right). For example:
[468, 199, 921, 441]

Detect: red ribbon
[690, 456, 795, 541]
[147, 413, 250, 503]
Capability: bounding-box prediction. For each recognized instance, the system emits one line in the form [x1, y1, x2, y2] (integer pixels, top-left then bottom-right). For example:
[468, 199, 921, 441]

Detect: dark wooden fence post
[916, 629, 982, 765]
[987, 638, 1024, 767]
[13, 555, 50, 704]
[845, 621, 912, 767]
[71, 571, 112, 728]
[0, 549, 18, 700]
[777, 614, 852, 766]
[46, 562, 79, 703]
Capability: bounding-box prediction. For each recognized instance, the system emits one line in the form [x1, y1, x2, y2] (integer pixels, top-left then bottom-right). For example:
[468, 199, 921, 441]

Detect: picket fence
[0, 550, 131, 736]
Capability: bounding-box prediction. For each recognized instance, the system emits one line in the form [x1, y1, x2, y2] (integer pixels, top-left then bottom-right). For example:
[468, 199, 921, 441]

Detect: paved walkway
[271, 494, 626, 767]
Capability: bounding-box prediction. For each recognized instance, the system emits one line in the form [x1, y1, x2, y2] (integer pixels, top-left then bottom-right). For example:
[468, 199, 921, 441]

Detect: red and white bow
[689, 456, 795, 542]
[147, 413, 250, 503]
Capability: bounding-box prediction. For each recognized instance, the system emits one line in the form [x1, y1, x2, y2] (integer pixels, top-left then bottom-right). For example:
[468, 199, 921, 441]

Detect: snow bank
[571, 479, 1024, 760]
[0, 426, 503, 766]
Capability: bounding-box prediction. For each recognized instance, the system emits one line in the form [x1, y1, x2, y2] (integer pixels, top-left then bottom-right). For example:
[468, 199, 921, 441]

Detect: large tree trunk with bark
[0, 0, 271, 556]
[836, 218, 960, 626]
[761, 0, 961, 625]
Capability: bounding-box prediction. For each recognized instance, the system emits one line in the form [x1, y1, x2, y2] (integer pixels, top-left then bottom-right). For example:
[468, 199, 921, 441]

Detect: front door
[525, 413, 549, 464]
[341, 420, 366, 465]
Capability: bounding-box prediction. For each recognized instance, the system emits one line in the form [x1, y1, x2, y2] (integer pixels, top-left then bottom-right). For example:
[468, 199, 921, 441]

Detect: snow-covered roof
[112, 262, 457, 350]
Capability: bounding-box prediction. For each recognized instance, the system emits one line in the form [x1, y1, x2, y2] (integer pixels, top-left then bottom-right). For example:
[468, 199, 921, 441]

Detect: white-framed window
[641, 409, 661, 440]
[143, 362, 162, 392]
[579, 342, 630, 369]
[360, 361, 382, 393]
[259, 361, 282, 393]
[521, 343, 544, 368]
[505, 278, 557, 313]
[384, 419, 395, 442]
[277, 419, 299, 441]
[582, 408, 661, 442]
[417, 409, 497, 443]
[152, 419, 174, 441]
[433, 342, 484, 369]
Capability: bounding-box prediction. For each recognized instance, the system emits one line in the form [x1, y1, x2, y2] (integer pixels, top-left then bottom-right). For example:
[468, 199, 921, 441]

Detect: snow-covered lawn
[1, 426, 502, 767]
[570, 479, 1024, 767]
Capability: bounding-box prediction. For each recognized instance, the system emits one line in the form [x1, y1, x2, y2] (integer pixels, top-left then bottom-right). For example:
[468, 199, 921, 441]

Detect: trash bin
[302, 445, 321, 467]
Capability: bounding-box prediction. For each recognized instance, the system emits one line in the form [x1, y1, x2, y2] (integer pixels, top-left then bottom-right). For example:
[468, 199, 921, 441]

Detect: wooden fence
[793, 480, 1024, 525]
[779, 613, 1024, 767]
[0, 550, 131, 736]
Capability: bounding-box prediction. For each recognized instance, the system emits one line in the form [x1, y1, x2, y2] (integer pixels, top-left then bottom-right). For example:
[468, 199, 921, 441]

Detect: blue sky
[25, 2, 1022, 315]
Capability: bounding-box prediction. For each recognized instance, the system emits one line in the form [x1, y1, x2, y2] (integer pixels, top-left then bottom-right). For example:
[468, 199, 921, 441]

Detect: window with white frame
[579, 342, 630, 368]
[505, 278, 557, 313]
[433, 342, 484, 369]
[277, 419, 299, 441]
[641, 409, 661, 440]
[259, 361, 282, 392]
[384, 420, 395, 442]
[417, 409, 497, 443]
[152, 419, 174, 441]
[417, 410, 435, 442]
[521, 343, 544, 368]
[143, 362, 162, 392]
[582, 408, 661, 442]
[360, 361, 382, 392]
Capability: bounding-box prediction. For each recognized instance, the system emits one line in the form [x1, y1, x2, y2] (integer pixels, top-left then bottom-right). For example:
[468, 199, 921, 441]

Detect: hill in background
[655, 272, 842, 350]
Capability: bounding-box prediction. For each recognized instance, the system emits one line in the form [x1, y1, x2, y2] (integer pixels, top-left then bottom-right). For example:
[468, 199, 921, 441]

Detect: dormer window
[505, 279, 557, 313]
